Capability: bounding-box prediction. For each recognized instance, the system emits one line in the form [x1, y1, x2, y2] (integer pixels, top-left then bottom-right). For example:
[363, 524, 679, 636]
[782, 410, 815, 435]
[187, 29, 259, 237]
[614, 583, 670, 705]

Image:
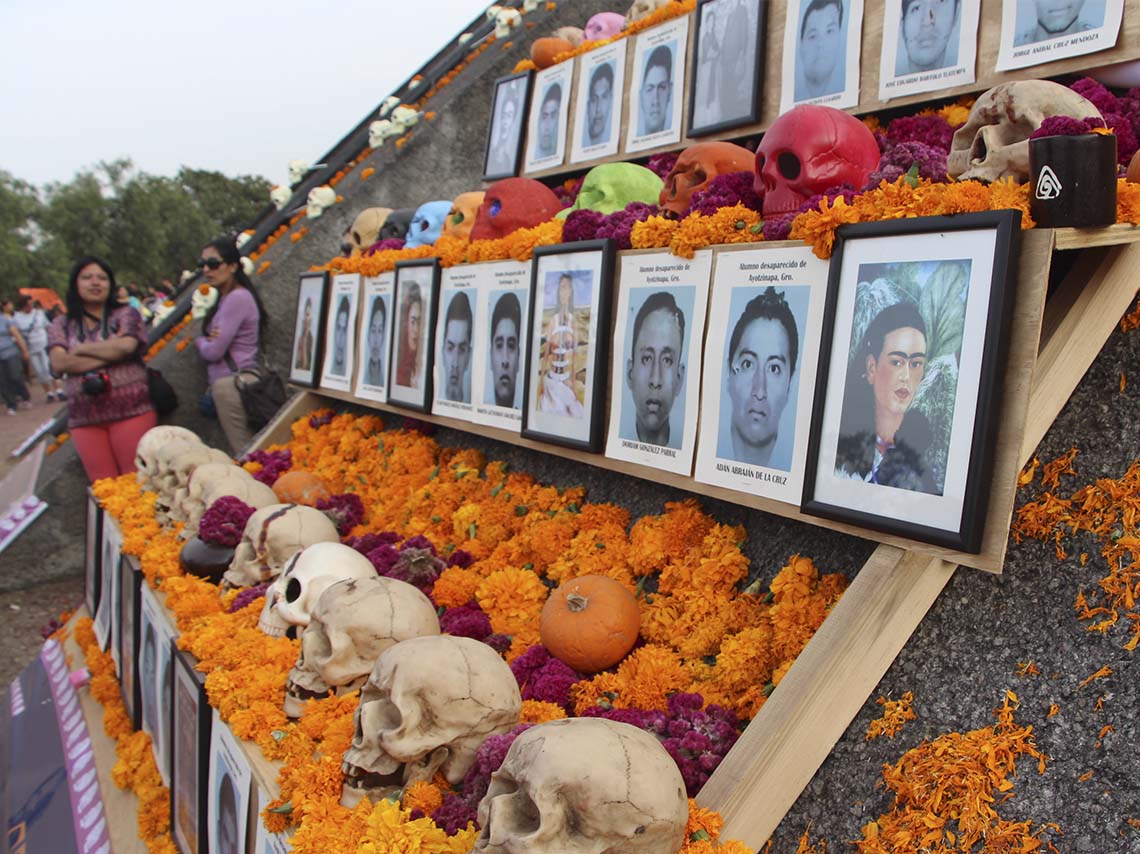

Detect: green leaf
[468, 523, 477, 540]
[271, 730, 288, 742]
[904, 163, 921, 187]
[268, 802, 293, 814]
[515, 505, 529, 517]
[490, 483, 504, 498]
[690, 829, 711, 842]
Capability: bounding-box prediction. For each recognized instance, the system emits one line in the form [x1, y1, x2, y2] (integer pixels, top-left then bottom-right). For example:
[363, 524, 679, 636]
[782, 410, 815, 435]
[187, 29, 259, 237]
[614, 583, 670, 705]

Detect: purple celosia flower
[562, 209, 606, 243]
[595, 202, 658, 250]
[1104, 112, 1139, 167]
[1031, 115, 1107, 139]
[458, 724, 534, 808]
[315, 493, 365, 537]
[243, 448, 292, 486]
[554, 176, 584, 208]
[198, 497, 256, 547]
[798, 186, 859, 213]
[885, 114, 956, 152]
[509, 645, 581, 707]
[431, 794, 478, 835]
[446, 549, 474, 568]
[229, 581, 270, 613]
[384, 545, 444, 592]
[365, 543, 400, 576]
[345, 531, 401, 556]
[439, 602, 493, 640]
[1071, 77, 1118, 116]
[483, 633, 511, 654]
[870, 141, 949, 183]
[684, 171, 764, 218]
[763, 213, 797, 241]
[646, 151, 680, 180]
[365, 238, 405, 254]
[400, 534, 437, 555]
[309, 412, 333, 429]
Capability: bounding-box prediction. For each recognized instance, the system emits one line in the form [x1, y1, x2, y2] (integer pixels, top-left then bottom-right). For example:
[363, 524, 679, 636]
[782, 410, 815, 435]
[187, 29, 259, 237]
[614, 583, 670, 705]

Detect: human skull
[135, 427, 201, 491]
[283, 576, 441, 718]
[404, 200, 453, 249]
[306, 186, 337, 219]
[661, 141, 755, 216]
[378, 208, 415, 242]
[474, 718, 689, 854]
[561, 163, 664, 217]
[495, 8, 522, 38]
[341, 635, 522, 805]
[258, 542, 377, 637]
[626, 0, 673, 24]
[441, 192, 486, 241]
[754, 104, 881, 216]
[223, 503, 341, 589]
[176, 463, 251, 526]
[391, 105, 421, 132]
[190, 285, 218, 320]
[369, 119, 396, 149]
[584, 12, 625, 41]
[470, 178, 564, 241]
[182, 471, 277, 538]
[153, 444, 232, 521]
[947, 81, 1103, 183]
[349, 208, 394, 255]
[270, 185, 292, 210]
[287, 159, 310, 185]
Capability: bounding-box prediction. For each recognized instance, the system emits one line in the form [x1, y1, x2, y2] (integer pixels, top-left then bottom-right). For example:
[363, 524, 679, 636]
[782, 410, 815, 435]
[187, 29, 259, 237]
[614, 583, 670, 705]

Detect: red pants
[70, 410, 159, 483]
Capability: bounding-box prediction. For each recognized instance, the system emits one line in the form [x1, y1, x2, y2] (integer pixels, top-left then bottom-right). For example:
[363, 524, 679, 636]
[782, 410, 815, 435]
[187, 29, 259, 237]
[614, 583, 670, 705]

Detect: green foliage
[0, 159, 270, 301]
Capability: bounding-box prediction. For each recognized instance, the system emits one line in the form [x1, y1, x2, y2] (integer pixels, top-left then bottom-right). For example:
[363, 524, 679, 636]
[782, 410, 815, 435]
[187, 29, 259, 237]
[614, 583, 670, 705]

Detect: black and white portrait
[780, 0, 864, 111]
[484, 72, 532, 180]
[524, 62, 572, 172]
[209, 710, 251, 854]
[878, 0, 978, 99]
[435, 287, 475, 409]
[355, 273, 395, 403]
[625, 16, 690, 153]
[486, 290, 524, 410]
[997, 0, 1120, 71]
[471, 260, 531, 431]
[570, 40, 627, 163]
[690, 0, 765, 135]
[320, 272, 359, 393]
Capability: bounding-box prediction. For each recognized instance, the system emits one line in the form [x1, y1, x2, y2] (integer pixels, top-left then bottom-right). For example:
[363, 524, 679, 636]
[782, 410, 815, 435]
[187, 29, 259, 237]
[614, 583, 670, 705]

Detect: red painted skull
[660, 141, 755, 217]
[470, 178, 563, 241]
[753, 105, 881, 217]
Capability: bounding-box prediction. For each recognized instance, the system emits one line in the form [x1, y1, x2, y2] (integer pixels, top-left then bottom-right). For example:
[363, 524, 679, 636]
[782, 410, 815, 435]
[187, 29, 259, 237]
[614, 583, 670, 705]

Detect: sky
[1, 0, 493, 189]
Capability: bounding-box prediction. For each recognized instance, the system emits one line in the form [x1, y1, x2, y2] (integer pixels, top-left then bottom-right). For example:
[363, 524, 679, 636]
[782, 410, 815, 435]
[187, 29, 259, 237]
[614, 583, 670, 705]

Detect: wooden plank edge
[696, 546, 955, 849]
[1052, 224, 1140, 252]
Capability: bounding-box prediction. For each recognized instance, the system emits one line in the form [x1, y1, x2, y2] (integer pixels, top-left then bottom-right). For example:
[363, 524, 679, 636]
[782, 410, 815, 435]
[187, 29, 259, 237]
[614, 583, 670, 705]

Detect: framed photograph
[140, 583, 176, 787]
[484, 70, 533, 181]
[319, 272, 361, 393]
[118, 554, 142, 730]
[208, 710, 252, 854]
[604, 250, 713, 475]
[388, 258, 441, 412]
[95, 512, 121, 653]
[289, 272, 328, 387]
[878, 0, 979, 100]
[780, 0, 865, 112]
[472, 260, 532, 430]
[625, 15, 690, 154]
[521, 240, 616, 452]
[802, 211, 1021, 552]
[354, 273, 396, 404]
[693, 246, 829, 502]
[690, 0, 767, 136]
[84, 488, 102, 616]
[523, 60, 574, 173]
[253, 785, 292, 853]
[432, 268, 479, 420]
[997, 0, 1123, 70]
[172, 646, 212, 854]
[570, 39, 628, 164]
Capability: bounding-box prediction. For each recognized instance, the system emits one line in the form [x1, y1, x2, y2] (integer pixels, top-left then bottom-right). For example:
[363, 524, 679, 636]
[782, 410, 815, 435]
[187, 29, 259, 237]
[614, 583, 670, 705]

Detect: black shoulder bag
[225, 353, 286, 432]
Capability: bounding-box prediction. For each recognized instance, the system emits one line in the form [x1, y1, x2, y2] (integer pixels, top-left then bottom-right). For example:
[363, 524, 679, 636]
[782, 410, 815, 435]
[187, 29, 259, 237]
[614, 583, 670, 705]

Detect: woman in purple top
[47, 256, 157, 482]
[193, 236, 268, 453]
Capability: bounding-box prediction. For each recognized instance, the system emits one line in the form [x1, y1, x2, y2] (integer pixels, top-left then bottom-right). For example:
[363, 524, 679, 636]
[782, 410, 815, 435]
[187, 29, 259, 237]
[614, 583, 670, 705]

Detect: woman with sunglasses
[47, 256, 156, 481]
[193, 236, 269, 453]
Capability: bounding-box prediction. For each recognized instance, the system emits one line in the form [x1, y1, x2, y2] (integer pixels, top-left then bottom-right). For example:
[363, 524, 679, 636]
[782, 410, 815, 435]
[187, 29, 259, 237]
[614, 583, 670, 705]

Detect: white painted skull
[135, 427, 201, 491]
[474, 718, 689, 854]
[369, 119, 395, 149]
[270, 185, 292, 210]
[391, 105, 421, 132]
[222, 504, 341, 589]
[947, 81, 1103, 183]
[257, 542, 376, 637]
[287, 159, 310, 185]
[495, 7, 522, 38]
[341, 636, 522, 806]
[283, 576, 441, 718]
[235, 232, 252, 249]
[190, 285, 219, 320]
[306, 186, 337, 219]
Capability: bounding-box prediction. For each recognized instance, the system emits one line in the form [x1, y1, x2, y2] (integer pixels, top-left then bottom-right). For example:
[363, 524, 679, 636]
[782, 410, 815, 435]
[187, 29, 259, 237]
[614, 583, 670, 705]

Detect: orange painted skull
[441, 192, 486, 241]
[660, 142, 755, 216]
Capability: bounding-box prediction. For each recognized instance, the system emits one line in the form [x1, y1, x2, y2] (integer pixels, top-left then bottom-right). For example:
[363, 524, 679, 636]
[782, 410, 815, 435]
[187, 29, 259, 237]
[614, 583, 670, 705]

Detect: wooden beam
[1021, 241, 1140, 465]
[696, 546, 955, 849]
[252, 389, 325, 450]
[1053, 224, 1140, 251]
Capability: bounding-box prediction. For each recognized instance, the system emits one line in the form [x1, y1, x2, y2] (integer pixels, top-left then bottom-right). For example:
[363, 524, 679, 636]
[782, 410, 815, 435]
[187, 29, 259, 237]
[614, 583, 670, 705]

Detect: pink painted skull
[753, 105, 881, 217]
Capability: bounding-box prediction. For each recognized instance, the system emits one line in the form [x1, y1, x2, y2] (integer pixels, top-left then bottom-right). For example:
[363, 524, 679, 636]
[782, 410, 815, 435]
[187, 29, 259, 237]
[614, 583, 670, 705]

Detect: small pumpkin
[539, 574, 640, 673]
[271, 470, 330, 506]
[1128, 149, 1140, 184]
[530, 37, 574, 70]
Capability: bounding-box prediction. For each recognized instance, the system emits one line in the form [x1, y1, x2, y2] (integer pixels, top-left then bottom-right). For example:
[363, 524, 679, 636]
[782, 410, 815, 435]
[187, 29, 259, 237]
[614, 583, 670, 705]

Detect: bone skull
[947, 81, 1103, 183]
[223, 503, 341, 589]
[661, 141, 755, 216]
[474, 717, 689, 854]
[270, 185, 292, 210]
[349, 208, 394, 255]
[135, 427, 201, 491]
[341, 635, 522, 805]
[287, 159, 310, 185]
[283, 576, 441, 718]
[153, 444, 232, 523]
[306, 186, 337, 219]
[754, 105, 881, 217]
[257, 542, 377, 637]
[176, 463, 253, 528]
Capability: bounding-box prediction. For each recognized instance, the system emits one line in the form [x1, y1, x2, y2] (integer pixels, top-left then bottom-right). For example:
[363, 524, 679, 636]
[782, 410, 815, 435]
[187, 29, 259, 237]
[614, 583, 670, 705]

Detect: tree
[0, 171, 43, 299]
[176, 168, 271, 235]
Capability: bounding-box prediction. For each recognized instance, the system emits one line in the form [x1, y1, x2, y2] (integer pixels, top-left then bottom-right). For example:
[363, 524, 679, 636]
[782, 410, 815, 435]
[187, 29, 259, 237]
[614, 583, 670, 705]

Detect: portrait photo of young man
[486, 291, 522, 409]
[795, 0, 847, 100]
[638, 44, 675, 136]
[439, 291, 473, 404]
[536, 83, 563, 159]
[896, 0, 961, 73]
[622, 291, 687, 449]
[1014, 0, 1097, 45]
[584, 62, 615, 147]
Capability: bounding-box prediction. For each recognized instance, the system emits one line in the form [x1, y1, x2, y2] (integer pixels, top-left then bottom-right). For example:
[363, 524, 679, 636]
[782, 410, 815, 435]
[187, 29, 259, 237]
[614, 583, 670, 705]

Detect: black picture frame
[171, 645, 212, 854]
[521, 239, 616, 453]
[801, 210, 1021, 552]
[289, 272, 330, 388]
[84, 489, 102, 616]
[688, 0, 767, 136]
[483, 70, 533, 181]
[387, 258, 441, 413]
[117, 554, 142, 729]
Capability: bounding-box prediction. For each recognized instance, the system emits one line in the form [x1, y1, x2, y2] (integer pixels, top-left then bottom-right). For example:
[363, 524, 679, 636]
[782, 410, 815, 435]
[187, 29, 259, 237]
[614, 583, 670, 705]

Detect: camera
[80, 371, 110, 396]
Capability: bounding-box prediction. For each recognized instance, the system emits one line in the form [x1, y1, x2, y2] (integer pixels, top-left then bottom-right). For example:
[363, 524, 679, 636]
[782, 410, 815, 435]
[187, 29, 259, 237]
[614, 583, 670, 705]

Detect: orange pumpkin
[1128, 149, 1140, 184]
[530, 37, 573, 70]
[272, 470, 331, 506]
[539, 575, 640, 673]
